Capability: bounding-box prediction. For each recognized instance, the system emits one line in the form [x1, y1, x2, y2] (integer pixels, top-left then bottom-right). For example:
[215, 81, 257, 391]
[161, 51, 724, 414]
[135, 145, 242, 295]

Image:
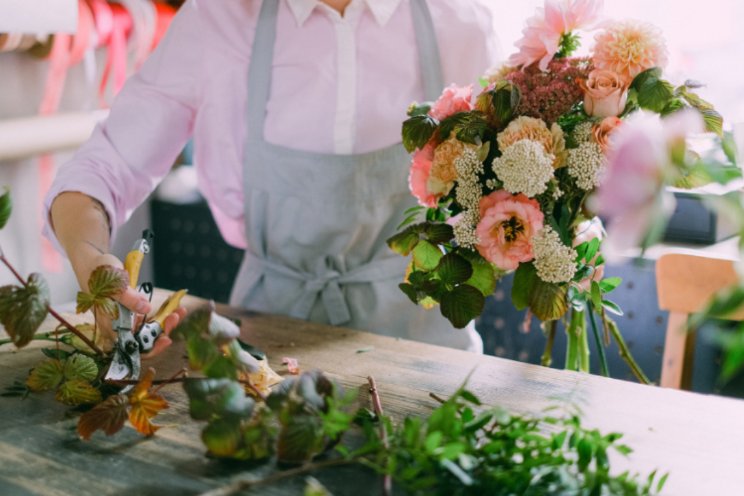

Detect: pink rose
[573, 217, 605, 290]
[408, 141, 439, 208]
[429, 84, 473, 121]
[583, 69, 628, 118]
[476, 190, 544, 271]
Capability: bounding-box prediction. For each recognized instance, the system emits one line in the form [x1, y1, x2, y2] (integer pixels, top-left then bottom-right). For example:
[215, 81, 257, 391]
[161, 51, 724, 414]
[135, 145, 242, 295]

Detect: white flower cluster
[453, 210, 480, 249]
[454, 146, 484, 212]
[567, 141, 605, 190]
[492, 139, 554, 198]
[532, 226, 578, 284]
[572, 121, 594, 143]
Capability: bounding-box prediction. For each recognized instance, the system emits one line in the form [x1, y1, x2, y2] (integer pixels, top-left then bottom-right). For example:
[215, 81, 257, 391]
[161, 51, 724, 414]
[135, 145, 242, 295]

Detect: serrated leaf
[402, 114, 438, 153]
[461, 252, 498, 297]
[63, 354, 99, 382]
[172, 305, 212, 341]
[413, 241, 442, 271]
[277, 414, 325, 464]
[436, 253, 472, 286]
[0, 188, 11, 230]
[0, 274, 50, 348]
[26, 359, 64, 391]
[77, 394, 129, 440]
[512, 263, 538, 310]
[529, 280, 568, 321]
[399, 282, 420, 304]
[387, 229, 420, 257]
[128, 368, 168, 437]
[202, 418, 242, 457]
[424, 223, 454, 244]
[440, 285, 484, 329]
[85, 265, 129, 302]
[631, 68, 674, 113]
[56, 379, 102, 406]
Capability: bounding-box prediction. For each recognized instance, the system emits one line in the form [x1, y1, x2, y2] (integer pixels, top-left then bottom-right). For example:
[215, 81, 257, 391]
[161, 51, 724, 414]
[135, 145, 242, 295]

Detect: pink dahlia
[429, 84, 473, 121]
[476, 190, 545, 271]
[593, 20, 669, 84]
[509, 0, 604, 71]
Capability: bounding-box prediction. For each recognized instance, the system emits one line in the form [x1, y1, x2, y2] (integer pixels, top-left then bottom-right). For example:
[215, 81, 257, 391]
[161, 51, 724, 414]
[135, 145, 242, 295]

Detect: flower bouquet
[388, 0, 728, 378]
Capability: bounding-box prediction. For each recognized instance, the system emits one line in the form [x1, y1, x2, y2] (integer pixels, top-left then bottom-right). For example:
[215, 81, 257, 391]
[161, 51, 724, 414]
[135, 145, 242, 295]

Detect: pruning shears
[105, 230, 186, 392]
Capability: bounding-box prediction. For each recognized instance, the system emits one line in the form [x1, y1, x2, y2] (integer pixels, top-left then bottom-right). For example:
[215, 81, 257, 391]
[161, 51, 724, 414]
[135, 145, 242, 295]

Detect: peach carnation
[408, 141, 439, 208]
[476, 190, 544, 271]
[593, 21, 669, 84]
[497, 116, 567, 167]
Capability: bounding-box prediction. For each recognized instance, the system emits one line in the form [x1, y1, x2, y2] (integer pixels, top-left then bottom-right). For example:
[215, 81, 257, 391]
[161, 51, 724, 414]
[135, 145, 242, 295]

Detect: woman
[46, 0, 499, 353]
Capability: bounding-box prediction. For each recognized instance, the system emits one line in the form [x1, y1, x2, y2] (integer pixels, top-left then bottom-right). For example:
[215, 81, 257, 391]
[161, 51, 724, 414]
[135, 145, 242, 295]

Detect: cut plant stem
[606, 314, 651, 384]
[197, 458, 356, 496]
[429, 392, 446, 404]
[587, 302, 610, 377]
[0, 254, 104, 356]
[368, 376, 392, 496]
[541, 320, 557, 367]
[565, 309, 581, 371]
[153, 368, 188, 394]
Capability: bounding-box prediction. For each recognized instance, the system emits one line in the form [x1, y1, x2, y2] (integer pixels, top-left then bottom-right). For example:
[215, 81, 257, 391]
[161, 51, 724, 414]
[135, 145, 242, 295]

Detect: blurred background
[1, 0, 743, 395]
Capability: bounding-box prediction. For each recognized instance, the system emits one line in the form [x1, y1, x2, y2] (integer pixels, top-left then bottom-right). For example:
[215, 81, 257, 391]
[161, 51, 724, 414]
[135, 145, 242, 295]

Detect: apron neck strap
[246, 0, 445, 135]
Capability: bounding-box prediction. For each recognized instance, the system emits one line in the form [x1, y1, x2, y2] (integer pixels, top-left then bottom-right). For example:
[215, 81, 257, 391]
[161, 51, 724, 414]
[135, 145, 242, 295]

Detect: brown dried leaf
[128, 367, 168, 437]
[77, 394, 129, 440]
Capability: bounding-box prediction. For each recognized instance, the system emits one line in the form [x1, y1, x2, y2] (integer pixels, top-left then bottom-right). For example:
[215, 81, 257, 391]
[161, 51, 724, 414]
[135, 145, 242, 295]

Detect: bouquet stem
[541, 320, 557, 367]
[565, 310, 581, 371]
[588, 302, 610, 377]
[605, 315, 651, 384]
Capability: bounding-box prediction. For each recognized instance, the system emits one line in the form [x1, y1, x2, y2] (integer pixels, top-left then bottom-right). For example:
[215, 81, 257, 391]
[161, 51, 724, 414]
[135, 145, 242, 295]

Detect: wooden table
[2, 299, 744, 495]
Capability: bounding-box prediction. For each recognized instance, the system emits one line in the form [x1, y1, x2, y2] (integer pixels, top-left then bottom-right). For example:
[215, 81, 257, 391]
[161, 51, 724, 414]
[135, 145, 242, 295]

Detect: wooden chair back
[656, 253, 742, 389]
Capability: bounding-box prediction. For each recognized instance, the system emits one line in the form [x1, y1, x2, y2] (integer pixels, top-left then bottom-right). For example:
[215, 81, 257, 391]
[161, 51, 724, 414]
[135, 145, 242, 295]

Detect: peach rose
[583, 69, 628, 118]
[476, 190, 544, 271]
[593, 116, 623, 152]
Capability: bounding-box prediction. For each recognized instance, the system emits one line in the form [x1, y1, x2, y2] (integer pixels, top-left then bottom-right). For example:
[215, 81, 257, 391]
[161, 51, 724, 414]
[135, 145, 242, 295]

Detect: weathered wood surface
[2, 296, 744, 495]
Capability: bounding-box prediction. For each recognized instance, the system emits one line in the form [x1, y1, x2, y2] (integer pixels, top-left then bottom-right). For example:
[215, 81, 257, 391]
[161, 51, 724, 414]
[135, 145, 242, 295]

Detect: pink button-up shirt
[44, 0, 499, 249]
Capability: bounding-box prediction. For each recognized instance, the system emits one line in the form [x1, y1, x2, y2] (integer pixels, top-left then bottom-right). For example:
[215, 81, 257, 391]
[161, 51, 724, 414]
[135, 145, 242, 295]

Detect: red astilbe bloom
[506, 57, 592, 123]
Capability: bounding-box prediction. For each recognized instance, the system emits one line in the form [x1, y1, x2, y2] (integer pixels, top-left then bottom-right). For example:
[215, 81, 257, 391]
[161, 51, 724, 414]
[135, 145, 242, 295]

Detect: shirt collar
[286, 0, 403, 27]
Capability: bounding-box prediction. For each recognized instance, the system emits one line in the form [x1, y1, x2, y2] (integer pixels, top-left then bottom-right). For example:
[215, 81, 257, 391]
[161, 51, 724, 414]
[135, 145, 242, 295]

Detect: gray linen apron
[229, 0, 483, 353]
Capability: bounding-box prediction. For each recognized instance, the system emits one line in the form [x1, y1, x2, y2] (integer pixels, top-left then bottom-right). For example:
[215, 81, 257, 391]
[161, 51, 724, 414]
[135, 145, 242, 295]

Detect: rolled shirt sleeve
[43, 0, 204, 252]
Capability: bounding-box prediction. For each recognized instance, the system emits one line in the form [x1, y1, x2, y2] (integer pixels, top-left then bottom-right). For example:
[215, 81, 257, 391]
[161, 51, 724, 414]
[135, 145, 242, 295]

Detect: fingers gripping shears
[105, 230, 186, 392]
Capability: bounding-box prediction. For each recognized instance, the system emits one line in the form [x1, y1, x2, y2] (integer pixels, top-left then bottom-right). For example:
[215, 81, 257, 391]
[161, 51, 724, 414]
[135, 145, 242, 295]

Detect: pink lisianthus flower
[429, 84, 473, 121]
[476, 190, 544, 271]
[408, 141, 439, 208]
[589, 109, 704, 258]
[509, 0, 604, 71]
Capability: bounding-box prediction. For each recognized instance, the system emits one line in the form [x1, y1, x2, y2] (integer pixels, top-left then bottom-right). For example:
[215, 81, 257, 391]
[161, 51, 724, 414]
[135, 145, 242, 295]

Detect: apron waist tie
[243, 251, 406, 326]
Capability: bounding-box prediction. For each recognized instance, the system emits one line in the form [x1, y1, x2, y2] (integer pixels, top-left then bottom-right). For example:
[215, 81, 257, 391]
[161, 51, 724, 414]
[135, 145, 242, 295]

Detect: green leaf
[722, 132, 738, 165]
[461, 251, 498, 297]
[598, 277, 622, 293]
[492, 82, 518, 126]
[202, 418, 242, 457]
[440, 285, 484, 329]
[436, 253, 473, 286]
[590, 281, 603, 310]
[402, 114, 438, 153]
[0, 274, 50, 348]
[678, 89, 724, 136]
[87, 265, 129, 300]
[63, 354, 99, 382]
[0, 187, 11, 230]
[172, 305, 211, 341]
[413, 241, 442, 271]
[399, 282, 420, 304]
[602, 299, 624, 316]
[512, 263, 538, 311]
[529, 280, 569, 321]
[583, 238, 600, 264]
[55, 379, 102, 406]
[441, 459, 474, 486]
[631, 68, 674, 113]
[184, 378, 255, 421]
[406, 102, 432, 117]
[424, 223, 454, 245]
[41, 348, 72, 360]
[277, 414, 325, 464]
[387, 229, 420, 257]
[26, 359, 64, 391]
